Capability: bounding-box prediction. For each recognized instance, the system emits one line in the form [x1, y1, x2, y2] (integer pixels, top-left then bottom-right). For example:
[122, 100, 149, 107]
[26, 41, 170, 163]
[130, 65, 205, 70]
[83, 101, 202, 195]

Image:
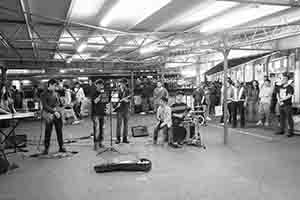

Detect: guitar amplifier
[131, 126, 149, 137]
[5, 134, 27, 149]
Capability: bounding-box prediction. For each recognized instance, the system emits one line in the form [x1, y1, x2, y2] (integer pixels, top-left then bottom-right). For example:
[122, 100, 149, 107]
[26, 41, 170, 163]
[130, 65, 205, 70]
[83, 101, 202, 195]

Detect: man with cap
[115, 79, 131, 144]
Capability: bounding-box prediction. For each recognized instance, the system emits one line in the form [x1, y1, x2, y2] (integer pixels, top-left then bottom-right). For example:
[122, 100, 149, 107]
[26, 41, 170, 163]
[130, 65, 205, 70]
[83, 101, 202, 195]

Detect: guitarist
[115, 79, 130, 144]
[91, 79, 110, 149]
[41, 79, 66, 155]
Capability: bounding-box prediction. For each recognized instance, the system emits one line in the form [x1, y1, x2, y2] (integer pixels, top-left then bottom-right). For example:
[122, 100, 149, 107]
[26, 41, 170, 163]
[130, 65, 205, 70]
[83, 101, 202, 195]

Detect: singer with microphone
[91, 79, 110, 149]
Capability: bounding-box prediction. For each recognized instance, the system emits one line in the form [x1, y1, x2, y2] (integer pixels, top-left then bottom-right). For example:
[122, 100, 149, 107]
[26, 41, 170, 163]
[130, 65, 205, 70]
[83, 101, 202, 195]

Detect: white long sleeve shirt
[74, 87, 85, 102]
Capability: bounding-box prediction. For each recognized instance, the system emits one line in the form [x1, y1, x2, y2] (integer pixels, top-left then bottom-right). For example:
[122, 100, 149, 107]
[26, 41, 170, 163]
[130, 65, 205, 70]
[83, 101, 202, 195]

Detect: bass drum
[172, 126, 186, 143]
[94, 158, 152, 173]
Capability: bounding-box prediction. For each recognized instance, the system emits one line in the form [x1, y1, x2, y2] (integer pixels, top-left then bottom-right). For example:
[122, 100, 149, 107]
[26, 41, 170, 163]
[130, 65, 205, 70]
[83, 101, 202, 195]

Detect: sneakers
[123, 139, 130, 144]
[72, 120, 80, 125]
[42, 148, 49, 155]
[265, 122, 269, 127]
[115, 140, 121, 144]
[256, 121, 263, 126]
[206, 116, 212, 121]
[287, 133, 295, 137]
[58, 147, 67, 153]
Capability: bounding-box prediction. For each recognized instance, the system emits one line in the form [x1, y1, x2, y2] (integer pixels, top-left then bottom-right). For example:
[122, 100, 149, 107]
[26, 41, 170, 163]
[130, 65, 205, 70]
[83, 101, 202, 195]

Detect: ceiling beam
[218, 0, 300, 7]
[19, 0, 37, 59]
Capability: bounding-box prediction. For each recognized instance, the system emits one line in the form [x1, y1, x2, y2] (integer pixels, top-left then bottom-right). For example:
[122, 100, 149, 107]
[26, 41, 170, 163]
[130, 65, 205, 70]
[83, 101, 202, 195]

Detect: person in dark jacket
[91, 79, 110, 149]
[40, 79, 66, 155]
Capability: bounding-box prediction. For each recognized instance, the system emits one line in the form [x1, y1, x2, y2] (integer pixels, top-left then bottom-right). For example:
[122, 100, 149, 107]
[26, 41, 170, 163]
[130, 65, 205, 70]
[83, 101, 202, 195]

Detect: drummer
[170, 91, 191, 147]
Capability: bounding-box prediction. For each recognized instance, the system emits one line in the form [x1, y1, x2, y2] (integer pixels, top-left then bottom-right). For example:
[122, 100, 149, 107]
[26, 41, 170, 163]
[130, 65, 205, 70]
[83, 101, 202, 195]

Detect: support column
[130, 70, 135, 114]
[294, 48, 300, 104]
[222, 49, 230, 145]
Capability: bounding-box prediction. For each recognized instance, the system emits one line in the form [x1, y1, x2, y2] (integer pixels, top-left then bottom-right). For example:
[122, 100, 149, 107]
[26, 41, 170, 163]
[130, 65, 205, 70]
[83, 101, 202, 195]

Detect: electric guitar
[113, 95, 132, 112]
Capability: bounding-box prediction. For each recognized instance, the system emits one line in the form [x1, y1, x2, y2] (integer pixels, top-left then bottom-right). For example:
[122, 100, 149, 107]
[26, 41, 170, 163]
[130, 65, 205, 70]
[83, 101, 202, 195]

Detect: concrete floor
[1, 114, 300, 200]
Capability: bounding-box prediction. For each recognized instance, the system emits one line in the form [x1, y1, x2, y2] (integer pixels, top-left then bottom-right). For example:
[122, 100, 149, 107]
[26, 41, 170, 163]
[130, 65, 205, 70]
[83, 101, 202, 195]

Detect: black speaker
[131, 126, 149, 137]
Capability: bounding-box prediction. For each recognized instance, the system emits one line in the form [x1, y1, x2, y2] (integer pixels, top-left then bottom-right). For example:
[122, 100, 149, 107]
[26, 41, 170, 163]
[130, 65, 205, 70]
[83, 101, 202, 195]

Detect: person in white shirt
[220, 78, 235, 125]
[73, 82, 85, 119]
[63, 85, 80, 125]
[232, 81, 247, 128]
[257, 79, 273, 126]
[153, 96, 172, 144]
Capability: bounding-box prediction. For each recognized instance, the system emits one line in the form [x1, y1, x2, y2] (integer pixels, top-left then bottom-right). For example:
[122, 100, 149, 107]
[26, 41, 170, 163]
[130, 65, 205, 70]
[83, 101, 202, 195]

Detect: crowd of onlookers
[0, 71, 296, 138]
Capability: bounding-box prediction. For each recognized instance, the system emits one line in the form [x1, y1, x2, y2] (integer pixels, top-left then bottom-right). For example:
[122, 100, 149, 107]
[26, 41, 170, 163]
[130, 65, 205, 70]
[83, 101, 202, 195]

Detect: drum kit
[182, 105, 206, 149]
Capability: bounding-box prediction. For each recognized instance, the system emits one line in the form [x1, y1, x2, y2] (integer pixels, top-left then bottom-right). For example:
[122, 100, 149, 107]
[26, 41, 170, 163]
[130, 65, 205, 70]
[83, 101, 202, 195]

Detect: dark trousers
[116, 111, 128, 141]
[44, 117, 63, 149]
[93, 115, 104, 143]
[220, 102, 233, 123]
[232, 101, 245, 128]
[153, 122, 169, 143]
[279, 105, 294, 134]
[73, 102, 82, 119]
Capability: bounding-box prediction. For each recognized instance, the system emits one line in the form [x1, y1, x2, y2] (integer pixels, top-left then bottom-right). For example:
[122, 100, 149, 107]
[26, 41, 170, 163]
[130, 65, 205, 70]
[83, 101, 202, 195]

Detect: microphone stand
[97, 89, 120, 156]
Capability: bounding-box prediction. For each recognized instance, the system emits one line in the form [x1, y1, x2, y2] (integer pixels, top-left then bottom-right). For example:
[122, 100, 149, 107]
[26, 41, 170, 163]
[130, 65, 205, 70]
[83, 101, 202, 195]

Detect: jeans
[93, 115, 104, 143]
[279, 105, 294, 134]
[153, 122, 169, 143]
[44, 116, 63, 149]
[232, 101, 245, 128]
[73, 101, 82, 119]
[259, 102, 271, 123]
[220, 102, 233, 124]
[116, 111, 128, 141]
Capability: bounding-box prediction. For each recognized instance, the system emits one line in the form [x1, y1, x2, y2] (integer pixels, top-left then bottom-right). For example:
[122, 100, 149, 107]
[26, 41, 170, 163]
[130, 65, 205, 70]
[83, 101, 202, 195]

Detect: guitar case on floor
[94, 158, 152, 173]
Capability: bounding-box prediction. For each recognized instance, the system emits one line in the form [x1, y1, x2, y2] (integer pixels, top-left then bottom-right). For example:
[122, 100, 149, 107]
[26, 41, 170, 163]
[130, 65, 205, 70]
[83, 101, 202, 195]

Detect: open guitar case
[94, 158, 152, 173]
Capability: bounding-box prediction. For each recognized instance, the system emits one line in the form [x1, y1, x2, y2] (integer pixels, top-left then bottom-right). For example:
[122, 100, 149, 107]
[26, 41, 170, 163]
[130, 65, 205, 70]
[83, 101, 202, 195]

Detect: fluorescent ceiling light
[200, 4, 288, 33]
[140, 45, 164, 54]
[158, 1, 238, 30]
[100, 0, 172, 29]
[72, 53, 91, 60]
[88, 36, 106, 44]
[99, 53, 109, 59]
[165, 63, 190, 68]
[71, 0, 105, 19]
[59, 32, 78, 43]
[77, 43, 88, 53]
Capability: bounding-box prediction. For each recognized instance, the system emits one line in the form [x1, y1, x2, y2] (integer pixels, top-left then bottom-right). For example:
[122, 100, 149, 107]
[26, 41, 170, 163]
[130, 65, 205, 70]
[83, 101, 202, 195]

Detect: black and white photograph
[1, 0, 300, 199]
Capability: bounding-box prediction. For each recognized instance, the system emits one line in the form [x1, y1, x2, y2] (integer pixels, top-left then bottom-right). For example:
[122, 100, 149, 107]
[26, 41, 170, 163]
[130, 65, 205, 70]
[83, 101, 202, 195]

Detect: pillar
[223, 49, 230, 145]
[294, 48, 300, 104]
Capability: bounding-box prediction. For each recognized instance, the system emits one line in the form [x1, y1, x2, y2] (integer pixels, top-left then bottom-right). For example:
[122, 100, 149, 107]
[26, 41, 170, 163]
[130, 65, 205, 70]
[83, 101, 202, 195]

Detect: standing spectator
[257, 79, 273, 126]
[192, 84, 205, 109]
[141, 78, 155, 113]
[63, 85, 80, 125]
[11, 85, 23, 109]
[220, 78, 235, 124]
[275, 73, 294, 137]
[203, 85, 211, 120]
[73, 82, 85, 120]
[153, 81, 168, 112]
[246, 80, 260, 122]
[232, 81, 247, 128]
[209, 82, 217, 115]
[153, 96, 172, 144]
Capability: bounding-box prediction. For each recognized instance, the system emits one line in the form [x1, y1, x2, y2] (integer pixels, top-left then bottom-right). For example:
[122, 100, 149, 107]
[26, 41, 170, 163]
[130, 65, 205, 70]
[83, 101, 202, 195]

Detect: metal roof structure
[0, 0, 300, 70]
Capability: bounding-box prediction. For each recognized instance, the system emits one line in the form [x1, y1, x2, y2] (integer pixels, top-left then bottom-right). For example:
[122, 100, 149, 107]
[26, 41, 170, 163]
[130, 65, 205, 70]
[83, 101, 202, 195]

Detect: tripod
[97, 93, 120, 156]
